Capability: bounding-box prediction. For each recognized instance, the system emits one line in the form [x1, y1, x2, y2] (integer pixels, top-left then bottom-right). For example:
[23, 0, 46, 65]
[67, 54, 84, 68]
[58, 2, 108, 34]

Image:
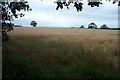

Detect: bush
[100, 24, 109, 29]
[80, 25, 85, 28]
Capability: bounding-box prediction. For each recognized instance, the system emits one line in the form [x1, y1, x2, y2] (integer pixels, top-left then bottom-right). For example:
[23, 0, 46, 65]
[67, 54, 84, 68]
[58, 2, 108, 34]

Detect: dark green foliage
[1, 1, 31, 42]
[109, 28, 120, 30]
[88, 2, 102, 7]
[88, 22, 97, 29]
[100, 24, 109, 29]
[113, 0, 120, 6]
[54, 0, 120, 12]
[54, 0, 69, 10]
[80, 25, 84, 28]
[2, 22, 14, 42]
[55, 0, 83, 11]
[30, 21, 37, 27]
[74, 2, 83, 12]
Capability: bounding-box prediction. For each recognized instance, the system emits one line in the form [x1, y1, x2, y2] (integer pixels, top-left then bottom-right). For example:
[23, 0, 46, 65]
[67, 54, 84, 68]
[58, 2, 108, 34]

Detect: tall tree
[88, 22, 97, 29]
[30, 21, 37, 27]
[1, 0, 31, 42]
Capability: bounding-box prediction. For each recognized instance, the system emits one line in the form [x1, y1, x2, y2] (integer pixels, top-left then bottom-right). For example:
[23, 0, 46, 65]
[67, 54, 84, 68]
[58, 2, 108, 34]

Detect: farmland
[3, 27, 119, 79]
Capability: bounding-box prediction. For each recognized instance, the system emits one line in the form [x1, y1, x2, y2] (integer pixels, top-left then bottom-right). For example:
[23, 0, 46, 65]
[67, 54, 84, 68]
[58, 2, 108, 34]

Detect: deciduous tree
[100, 24, 109, 29]
[54, 0, 119, 11]
[88, 22, 97, 29]
[1, 0, 31, 42]
[80, 25, 84, 28]
[30, 21, 37, 27]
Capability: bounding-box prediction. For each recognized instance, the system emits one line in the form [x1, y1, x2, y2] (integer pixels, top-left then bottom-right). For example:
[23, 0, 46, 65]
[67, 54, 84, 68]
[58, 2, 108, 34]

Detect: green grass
[2, 36, 119, 79]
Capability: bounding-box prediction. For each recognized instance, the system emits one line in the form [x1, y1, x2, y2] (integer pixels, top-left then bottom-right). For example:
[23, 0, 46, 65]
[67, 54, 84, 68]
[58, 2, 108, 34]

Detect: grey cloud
[14, 0, 118, 28]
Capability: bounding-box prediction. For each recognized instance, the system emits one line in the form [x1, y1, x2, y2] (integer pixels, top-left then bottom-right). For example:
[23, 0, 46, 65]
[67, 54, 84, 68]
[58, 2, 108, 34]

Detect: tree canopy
[80, 25, 84, 28]
[88, 22, 97, 29]
[30, 21, 37, 27]
[1, 0, 31, 42]
[100, 24, 109, 29]
[54, 0, 120, 12]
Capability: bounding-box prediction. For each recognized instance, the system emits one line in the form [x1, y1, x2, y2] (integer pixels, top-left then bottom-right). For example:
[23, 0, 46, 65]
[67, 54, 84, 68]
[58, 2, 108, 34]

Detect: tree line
[29, 21, 120, 30]
[75, 22, 120, 30]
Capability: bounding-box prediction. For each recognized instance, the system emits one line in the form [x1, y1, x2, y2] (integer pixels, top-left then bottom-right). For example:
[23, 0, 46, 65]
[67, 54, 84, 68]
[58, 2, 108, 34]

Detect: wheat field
[3, 27, 119, 78]
[9, 27, 118, 54]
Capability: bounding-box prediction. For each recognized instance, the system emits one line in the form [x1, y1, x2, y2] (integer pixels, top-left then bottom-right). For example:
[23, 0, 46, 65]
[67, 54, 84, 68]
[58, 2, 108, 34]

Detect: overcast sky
[14, 0, 118, 28]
